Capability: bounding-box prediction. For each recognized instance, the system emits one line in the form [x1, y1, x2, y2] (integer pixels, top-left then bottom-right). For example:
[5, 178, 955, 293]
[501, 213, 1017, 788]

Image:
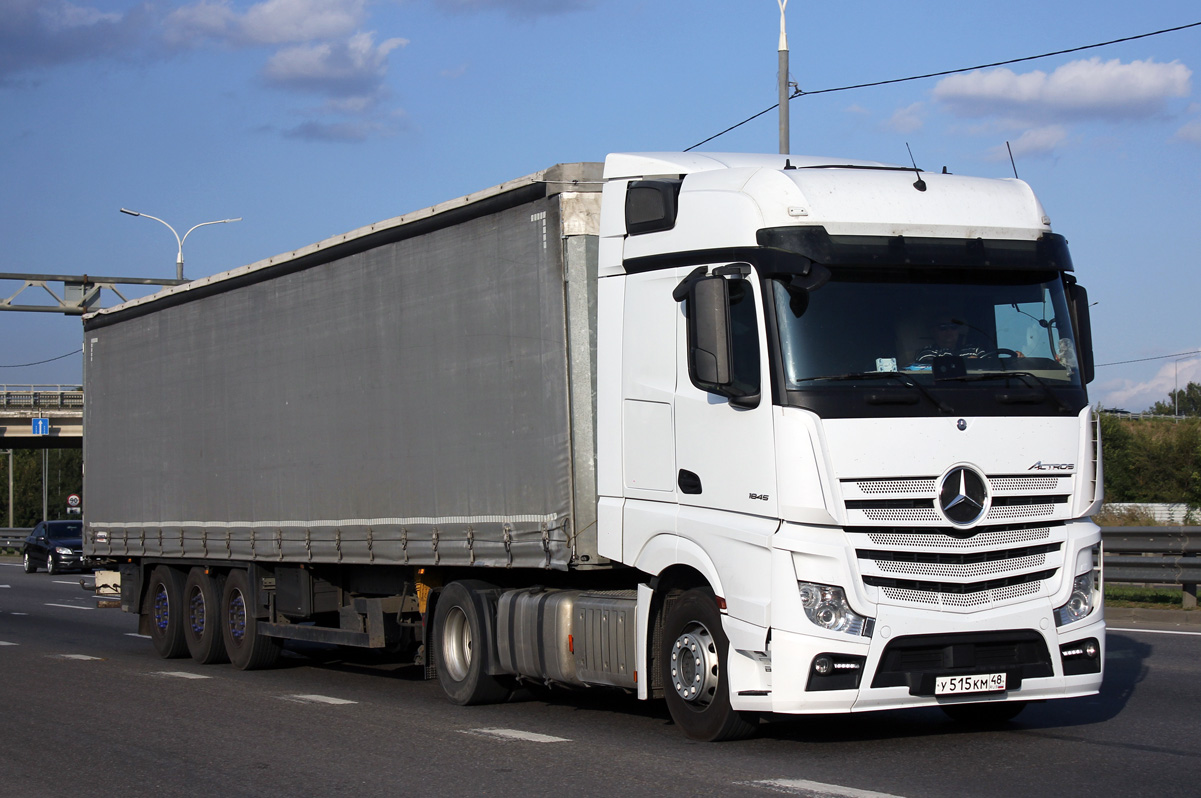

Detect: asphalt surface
[2, 558, 1199, 798]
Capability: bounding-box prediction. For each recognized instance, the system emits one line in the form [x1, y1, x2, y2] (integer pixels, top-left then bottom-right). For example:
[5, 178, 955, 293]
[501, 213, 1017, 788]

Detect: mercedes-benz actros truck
[83, 152, 1104, 740]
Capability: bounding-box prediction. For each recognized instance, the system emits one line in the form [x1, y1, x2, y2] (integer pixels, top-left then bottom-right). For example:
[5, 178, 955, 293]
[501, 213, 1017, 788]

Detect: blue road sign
[31, 418, 50, 436]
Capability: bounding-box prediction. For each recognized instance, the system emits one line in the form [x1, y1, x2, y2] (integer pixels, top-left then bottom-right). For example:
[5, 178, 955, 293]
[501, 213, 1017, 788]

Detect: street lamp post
[120, 209, 242, 281]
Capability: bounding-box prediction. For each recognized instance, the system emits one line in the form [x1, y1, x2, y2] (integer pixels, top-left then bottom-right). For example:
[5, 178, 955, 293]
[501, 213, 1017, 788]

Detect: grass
[1105, 584, 1192, 610]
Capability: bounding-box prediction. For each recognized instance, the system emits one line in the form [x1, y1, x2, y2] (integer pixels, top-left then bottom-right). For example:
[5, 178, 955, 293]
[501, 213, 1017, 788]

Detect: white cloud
[37, 1, 119, 31]
[0, 0, 153, 80]
[934, 58, 1192, 124]
[1095, 353, 1201, 412]
[1176, 120, 1201, 145]
[435, 0, 593, 16]
[985, 125, 1069, 160]
[166, 0, 368, 46]
[264, 31, 406, 98]
[886, 102, 924, 133]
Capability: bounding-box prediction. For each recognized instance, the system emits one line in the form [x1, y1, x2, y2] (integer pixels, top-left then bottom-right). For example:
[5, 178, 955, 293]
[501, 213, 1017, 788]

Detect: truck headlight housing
[798, 582, 873, 637]
[1055, 570, 1098, 627]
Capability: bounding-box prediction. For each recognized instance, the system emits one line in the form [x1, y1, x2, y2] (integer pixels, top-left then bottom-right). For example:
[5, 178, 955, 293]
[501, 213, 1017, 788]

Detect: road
[2, 559, 1199, 798]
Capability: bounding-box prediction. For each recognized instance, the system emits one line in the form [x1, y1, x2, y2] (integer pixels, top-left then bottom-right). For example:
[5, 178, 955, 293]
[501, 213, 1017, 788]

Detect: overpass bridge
[0, 386, 83, 448]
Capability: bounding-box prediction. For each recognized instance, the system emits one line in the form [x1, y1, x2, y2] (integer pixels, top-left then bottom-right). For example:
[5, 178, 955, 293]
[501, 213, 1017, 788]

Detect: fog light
[798, 582, 873, 637]
[1060, 638, 1102, 675]
[814, 656, 833, 675]
[1055, 570, 1097, 627]
[806, 653, 867, 692]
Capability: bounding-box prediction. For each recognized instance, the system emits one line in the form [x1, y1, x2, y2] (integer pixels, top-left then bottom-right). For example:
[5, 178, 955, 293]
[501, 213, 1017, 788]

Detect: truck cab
[595, 152, 1103, 738]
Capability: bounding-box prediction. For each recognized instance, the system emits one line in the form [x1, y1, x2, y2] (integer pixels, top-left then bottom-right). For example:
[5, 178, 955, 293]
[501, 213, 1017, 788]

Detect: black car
[22, 520, 87, 574]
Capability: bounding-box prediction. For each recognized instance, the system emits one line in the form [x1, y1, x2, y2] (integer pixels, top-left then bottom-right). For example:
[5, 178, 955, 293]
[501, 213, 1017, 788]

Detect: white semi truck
[83, 152, 1104, 741]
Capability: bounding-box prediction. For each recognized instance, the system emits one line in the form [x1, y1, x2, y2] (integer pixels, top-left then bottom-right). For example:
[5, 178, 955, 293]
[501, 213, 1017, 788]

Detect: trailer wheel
[941, 701, 1027, 725]
[183, 568, 229, 665]
[433, 581, 512, 705]
[145, 566, 188, 659]
[661, 588, 758, 742]
[221, 568, 282, 670]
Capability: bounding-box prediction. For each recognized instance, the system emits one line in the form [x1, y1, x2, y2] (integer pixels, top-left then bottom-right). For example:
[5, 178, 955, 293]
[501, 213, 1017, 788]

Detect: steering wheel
[979, 348, 1020, 359]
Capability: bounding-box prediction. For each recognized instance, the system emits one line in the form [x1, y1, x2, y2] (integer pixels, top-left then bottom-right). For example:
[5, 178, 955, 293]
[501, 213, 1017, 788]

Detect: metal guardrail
[0, 390, 84, 410]
[0, 528, 30, 550]
[1101, 526, 1200, 608]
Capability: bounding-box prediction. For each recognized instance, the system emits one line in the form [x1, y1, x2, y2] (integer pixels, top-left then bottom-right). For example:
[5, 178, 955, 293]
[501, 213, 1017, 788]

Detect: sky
[1, 0, 1199, 412]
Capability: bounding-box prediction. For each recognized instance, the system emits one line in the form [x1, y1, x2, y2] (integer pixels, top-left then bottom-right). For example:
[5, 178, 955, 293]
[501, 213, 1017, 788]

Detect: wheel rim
[152, 583, 170, 632]
[440, 605, 472, 682]
[187, 585, 206, 636]
[670, 621, 719, 707]
[23, 553, 29, 568]
[227, 588, 247, 645]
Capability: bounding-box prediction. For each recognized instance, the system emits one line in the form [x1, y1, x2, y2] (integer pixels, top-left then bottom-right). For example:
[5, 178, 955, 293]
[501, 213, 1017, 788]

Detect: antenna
[1006, 141, 1020, 179]
[905, 143, 927, 192]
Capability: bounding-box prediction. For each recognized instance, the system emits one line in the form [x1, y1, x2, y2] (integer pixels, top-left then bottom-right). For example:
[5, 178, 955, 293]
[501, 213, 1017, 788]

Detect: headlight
[798, 582, 873, 637]
[1055, 570, 1097, 627]
[55, 546, 73, 555]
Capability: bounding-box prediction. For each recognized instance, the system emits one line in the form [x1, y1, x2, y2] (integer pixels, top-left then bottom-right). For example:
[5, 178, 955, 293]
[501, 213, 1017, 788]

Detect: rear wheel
[433, 580, 512, 705]
[661, 588, 759, 742]
[22, 552, 37, 573]
[145, 566, 188, 659]
[183, 568, 228, 664]
[220, 568, 281, 670]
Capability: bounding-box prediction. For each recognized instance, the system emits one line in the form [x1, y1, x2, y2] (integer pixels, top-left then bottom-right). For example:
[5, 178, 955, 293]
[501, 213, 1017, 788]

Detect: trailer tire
[221, 568, 282, 670]
[661, 588, 759, 742]
[433, 581, 512, 705]
[183, 568, 229, 665]
[145, 566, 189, 659]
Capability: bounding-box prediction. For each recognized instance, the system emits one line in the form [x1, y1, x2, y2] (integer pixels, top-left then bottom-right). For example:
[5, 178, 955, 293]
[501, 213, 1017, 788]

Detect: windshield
[47, 522, 82, 540]
[772, 267, 1083, 390]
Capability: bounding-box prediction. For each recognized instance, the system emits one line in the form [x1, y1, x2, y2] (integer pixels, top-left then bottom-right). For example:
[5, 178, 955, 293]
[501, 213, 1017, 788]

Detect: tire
[941, 700, 1027, 725]
[46, 553, 59, 575]
[183, 568, 229, 665]
[220, 568, 282, 670]
[22, 551, 37, 574]
[432, 581, 512, 705]
[661, 588, 759, 742]
[145, 566, 189, 659]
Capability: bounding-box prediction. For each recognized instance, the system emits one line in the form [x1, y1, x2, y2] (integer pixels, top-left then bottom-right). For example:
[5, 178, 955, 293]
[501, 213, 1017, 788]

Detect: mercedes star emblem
[938, 466, 989, 526]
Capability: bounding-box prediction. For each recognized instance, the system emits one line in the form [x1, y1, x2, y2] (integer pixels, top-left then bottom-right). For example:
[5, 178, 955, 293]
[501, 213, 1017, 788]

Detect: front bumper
[730, 603, 1104, 714]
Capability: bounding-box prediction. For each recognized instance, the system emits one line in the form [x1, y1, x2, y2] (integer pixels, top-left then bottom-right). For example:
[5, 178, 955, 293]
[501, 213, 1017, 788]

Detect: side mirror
[680, 269, 761, 407]
[1065, 280, 1095, 384]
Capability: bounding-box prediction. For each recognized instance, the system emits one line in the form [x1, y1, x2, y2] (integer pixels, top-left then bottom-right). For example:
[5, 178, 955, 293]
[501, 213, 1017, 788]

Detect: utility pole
[778, 0, 790, 154]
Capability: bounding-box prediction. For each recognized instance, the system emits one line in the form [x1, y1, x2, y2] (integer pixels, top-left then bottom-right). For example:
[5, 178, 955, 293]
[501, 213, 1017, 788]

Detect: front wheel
[22, 552, 37, 573]
[220, 568, 282, 670]
[432, 581, 512, 705]
[46, 553, 59, 576]
[661, 588, 758, 742]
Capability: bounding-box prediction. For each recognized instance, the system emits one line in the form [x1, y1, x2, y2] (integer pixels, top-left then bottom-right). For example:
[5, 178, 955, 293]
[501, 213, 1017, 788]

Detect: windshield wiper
[938, 370, 1070, 412]
[793, 371, 954, 413]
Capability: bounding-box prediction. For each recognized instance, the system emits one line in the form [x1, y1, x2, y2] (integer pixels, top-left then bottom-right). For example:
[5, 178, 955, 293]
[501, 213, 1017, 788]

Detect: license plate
[935, 673, 1006, 695]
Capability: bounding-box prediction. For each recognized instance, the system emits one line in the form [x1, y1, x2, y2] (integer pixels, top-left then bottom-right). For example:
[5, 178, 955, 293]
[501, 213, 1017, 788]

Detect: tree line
[0, 448, 82, 528]
[1100, 381, 1201, 508]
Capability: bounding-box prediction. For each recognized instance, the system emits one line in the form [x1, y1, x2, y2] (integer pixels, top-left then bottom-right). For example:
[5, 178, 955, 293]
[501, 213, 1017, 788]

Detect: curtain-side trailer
[84, 152, 1104, 741]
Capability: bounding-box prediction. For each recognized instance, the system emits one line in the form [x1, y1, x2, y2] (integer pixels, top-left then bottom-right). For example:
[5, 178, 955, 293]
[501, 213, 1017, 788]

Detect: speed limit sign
[67, 494, 81, 508]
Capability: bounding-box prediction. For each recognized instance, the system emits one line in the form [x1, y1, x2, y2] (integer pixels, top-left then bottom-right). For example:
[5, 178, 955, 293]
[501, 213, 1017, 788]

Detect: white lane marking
[57, 654, 102, 661]
[284, 695, 357, 705]
[1109, 626, 1201, 638]
[53, 580, 82, 585]
[154, 671, 211, 680]
[125, 633, 151, 639]
[0, 585, 10, 588]
[461, 728, 571, 743]
[745, 778, 907, 798]
[0, 641, 17, 646]
[9, 612, 27, 616]
[45, 603, 93, 611]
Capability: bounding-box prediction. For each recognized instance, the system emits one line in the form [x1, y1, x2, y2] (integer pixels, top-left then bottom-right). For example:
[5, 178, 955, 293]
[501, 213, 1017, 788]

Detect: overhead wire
[0, 350, 81, 368]
[686, 20, 1201, 151]
[1096, 350, 1201, 368]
